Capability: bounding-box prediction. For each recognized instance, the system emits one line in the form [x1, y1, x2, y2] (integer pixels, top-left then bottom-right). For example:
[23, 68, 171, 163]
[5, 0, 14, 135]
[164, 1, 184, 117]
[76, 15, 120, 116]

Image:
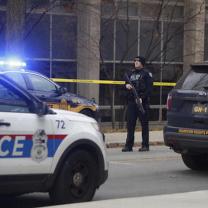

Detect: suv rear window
[175, 66, 208, 90]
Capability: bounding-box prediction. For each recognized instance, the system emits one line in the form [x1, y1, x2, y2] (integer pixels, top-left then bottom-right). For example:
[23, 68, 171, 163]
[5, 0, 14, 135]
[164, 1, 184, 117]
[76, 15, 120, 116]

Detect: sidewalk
[47, 190, 208, 208]
[105, 130, 164, 148]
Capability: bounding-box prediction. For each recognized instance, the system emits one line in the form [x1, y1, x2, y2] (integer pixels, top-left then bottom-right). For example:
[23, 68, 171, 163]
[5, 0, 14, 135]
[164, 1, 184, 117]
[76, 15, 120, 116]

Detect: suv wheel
[50, 150, 97, 204]
[181, 153, 208, 171]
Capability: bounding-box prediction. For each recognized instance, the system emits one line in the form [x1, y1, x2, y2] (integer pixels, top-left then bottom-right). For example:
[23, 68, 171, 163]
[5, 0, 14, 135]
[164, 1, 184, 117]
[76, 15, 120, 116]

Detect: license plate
[192, 104, 208, 114]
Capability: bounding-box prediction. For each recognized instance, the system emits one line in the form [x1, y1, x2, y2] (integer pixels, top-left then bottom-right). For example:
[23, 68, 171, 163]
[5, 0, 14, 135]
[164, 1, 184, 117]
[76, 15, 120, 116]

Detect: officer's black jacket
[124, 68, 153, 104]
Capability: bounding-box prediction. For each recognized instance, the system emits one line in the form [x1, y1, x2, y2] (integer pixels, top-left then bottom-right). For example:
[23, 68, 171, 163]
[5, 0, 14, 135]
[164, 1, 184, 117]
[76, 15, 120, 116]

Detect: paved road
[1, 146, 208, 208]
[94, 146, 208, 200]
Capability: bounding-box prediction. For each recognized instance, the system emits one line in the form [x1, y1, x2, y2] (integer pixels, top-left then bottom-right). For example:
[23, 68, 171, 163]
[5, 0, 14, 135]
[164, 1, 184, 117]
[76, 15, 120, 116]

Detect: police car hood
[53, 109, 96, 123]
[62, 92, 96, 105]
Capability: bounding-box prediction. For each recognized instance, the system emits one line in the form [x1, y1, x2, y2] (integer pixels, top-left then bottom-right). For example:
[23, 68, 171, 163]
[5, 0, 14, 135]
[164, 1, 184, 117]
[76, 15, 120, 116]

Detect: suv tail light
[167, 94, 172, 110]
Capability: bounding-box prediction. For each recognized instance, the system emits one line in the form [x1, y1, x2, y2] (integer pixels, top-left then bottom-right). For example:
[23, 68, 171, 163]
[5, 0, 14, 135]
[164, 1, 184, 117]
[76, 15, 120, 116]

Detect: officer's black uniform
[123, 63, 153, 152]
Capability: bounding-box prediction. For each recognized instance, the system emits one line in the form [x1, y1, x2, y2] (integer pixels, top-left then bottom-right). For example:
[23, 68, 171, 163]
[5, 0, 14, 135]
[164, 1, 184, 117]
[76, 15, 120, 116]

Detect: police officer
[122, 56, 153, 152]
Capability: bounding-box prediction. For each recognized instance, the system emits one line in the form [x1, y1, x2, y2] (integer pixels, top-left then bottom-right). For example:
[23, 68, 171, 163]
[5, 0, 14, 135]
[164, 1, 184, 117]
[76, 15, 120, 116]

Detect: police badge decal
[31, 129, 48, 162]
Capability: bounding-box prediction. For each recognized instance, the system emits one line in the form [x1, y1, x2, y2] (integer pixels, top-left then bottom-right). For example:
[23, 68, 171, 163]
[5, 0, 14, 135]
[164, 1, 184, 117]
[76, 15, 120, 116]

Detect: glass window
[25, 14, 50, 58]
[0, 82, 29, 113]
[162, 64, 183, 82]
[117, 1, 138, 16]
[27, 73, 57, 92]
[52, 61, 77, 93]
[26, 60, 50, 77]
[99, 63, 113, 105]
[100, 19, 114, 60]
[101, 0, 115, 16]
[204, 23, 208, 61]
[0, 11, 6, 57]
[141, 3, 162, 18]
[0, 0, 7, 6]
[4, 72, 27, 89]
[162, 5, 184, 20]
[52, 0, 76, 14]
[27, 0, 50, 11]
[116, 20, 138, 61]
[52, 15, 77, 59]
[140, 21, 161, 62]
[163, 22, 184, 62]
[115, 63, 132, 105]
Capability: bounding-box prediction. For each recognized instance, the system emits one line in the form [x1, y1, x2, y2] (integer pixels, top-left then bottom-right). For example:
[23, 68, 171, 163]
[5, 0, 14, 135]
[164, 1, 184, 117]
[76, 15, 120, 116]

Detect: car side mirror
[58, 87, 68, 95]
[36, 102, 49, 116]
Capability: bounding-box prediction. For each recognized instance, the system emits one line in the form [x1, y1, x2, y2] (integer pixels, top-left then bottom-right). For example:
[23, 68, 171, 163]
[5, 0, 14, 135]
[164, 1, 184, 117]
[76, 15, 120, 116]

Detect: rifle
[125, 73, 145, 114]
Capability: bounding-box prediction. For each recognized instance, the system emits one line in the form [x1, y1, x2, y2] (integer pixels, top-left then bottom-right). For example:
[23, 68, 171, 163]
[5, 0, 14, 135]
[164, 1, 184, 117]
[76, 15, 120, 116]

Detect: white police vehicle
[0, 70, 108, 204]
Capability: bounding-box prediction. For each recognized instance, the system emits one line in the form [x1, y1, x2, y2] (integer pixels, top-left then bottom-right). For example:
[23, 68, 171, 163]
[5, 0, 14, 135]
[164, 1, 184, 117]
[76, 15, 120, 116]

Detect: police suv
[0, 61, 98, 119]
[0, 73, 108, 204]
[164, 64, 208, 171]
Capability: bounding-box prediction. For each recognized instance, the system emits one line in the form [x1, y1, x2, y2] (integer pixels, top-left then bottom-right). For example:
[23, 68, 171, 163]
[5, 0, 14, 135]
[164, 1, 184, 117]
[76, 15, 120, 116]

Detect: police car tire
[181, 153, 208, 171]
[49, 150, 97, 204]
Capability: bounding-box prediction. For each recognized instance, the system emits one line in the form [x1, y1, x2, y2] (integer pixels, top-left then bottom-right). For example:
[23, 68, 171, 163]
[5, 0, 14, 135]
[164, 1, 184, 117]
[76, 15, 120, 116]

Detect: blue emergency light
[0, 60, 26, 68]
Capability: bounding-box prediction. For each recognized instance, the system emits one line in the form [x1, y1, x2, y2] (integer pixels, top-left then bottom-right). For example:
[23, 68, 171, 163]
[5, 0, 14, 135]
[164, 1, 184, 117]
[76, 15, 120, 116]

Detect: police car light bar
[0, 60, 26, 68]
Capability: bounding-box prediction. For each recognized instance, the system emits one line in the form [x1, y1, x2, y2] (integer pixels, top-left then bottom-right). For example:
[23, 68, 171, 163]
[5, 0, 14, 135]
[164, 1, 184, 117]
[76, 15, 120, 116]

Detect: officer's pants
[125, 101, 149, 149]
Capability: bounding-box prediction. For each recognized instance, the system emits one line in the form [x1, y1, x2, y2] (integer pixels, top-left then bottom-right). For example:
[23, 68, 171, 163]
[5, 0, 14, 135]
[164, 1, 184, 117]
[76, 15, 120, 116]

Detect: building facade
[0, 0, 207, 123]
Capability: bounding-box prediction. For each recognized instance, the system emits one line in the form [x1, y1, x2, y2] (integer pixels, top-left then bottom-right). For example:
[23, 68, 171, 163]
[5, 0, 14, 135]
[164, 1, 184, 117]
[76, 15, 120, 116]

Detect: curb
[106, 141, 164, 148]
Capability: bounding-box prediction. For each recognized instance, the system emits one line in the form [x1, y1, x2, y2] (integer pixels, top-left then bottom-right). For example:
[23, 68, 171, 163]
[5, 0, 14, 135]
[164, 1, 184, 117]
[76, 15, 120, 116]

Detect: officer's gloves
[126, 84, 133, 90]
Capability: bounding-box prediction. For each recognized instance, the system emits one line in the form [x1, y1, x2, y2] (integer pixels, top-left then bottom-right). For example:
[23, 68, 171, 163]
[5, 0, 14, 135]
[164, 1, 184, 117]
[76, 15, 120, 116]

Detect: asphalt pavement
[105, 130, 164, 148]
[44, 131, 208, 208]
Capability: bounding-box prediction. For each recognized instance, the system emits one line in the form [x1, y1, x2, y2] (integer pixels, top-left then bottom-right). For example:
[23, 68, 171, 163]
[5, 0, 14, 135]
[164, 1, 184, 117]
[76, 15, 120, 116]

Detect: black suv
[164, 64, 208, 170]
[0, 70, 98, 119]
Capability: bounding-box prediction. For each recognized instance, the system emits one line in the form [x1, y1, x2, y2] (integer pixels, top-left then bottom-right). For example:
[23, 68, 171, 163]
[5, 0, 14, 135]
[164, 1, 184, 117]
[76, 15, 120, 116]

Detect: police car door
[0, 78, 54, 175]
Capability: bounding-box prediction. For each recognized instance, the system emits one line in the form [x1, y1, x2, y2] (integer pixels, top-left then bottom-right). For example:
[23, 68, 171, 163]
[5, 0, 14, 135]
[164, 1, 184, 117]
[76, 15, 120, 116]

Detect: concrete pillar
[77, 0, 101, 103]
[6, 0, 26, 57]
[183, 0, 205, 73]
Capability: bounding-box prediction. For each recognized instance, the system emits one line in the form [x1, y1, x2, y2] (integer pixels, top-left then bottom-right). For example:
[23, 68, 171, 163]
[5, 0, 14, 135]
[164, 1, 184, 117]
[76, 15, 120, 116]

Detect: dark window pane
[100, 19, 114, 60]
[162, 64, 183, 82]
[25, 14, 50, 58]
[162, 108, 167, 120]
[140, 21, 161, 62]
[162, 5, 184, 20]
[116, 20, 138, 61]
[52, 0, 76, 14]
[141, 2, 162, 18]
[99, 109, 112, 122]
[52, 15, 77, 59]
[117, 2, 138, 16]
[149, 108, 159, 121]
[27, 0, 50, 11]
[115, 63, 132, 105]
[101, 0, 115, 16]
[205, 23, 208, 61]
[0, 11, 6, 56]
[27, 60, 50, 77]
[146, 64, 160, 105]
[52, 61, 77, 93]
[163, 22, 184, 62]
[0, 0, 7, 6]
[99, 63, 113, 105]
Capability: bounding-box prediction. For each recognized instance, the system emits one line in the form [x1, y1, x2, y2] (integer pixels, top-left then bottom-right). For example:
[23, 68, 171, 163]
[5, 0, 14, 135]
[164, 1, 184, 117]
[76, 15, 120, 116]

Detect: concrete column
[183, 0, 205, 73]
[6, 0, 26, 57]
[77, 0, 101, 103]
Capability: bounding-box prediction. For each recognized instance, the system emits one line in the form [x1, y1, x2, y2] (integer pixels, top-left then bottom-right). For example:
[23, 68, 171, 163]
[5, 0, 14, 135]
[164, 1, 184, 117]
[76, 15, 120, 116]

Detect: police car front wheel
[49, 150, 97, 204]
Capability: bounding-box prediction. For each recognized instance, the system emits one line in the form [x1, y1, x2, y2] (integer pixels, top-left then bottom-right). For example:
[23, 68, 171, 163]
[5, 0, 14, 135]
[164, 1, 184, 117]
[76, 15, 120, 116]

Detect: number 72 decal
[56, 120, 66, 129]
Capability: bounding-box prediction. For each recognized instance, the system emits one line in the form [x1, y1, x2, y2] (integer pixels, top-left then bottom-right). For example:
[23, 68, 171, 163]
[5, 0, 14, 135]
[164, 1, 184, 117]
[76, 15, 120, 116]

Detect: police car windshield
[177, 68, 208, 91]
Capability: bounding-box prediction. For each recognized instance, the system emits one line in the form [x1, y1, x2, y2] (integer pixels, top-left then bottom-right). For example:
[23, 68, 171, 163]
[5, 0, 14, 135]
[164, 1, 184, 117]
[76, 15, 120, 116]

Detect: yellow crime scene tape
[52, 78, 176, 87]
